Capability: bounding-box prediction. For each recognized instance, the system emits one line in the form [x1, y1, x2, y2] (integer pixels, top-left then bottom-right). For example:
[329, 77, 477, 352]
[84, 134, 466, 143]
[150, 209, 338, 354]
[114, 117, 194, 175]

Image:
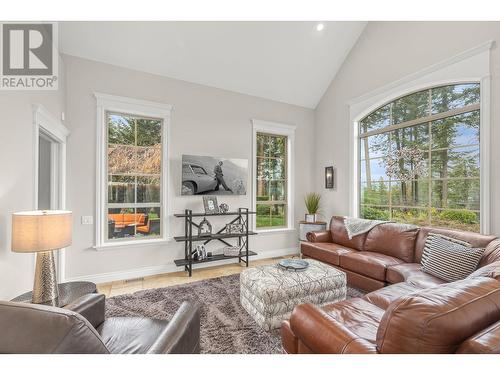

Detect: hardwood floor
[97, 255, 295, 298]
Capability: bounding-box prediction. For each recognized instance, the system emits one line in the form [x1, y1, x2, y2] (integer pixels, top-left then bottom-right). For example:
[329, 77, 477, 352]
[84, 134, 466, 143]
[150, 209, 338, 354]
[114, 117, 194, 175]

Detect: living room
[1, 0, 499, 372]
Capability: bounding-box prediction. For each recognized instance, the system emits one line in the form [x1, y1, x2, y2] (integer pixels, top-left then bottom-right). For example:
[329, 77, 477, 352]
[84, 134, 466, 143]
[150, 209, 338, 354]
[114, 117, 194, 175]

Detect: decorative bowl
[278, 259, 309, 271]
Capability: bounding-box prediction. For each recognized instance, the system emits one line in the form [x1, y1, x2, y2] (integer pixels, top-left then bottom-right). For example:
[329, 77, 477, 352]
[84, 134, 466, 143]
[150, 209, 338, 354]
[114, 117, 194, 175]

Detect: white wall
[0, 57, 66, 299]
[63, 55, 315, 281]
[314, 21, 500, 235]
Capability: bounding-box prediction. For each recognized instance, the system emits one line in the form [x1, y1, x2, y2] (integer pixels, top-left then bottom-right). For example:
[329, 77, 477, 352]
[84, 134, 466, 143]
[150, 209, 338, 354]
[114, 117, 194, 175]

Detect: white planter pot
[305, 214, 316, 223]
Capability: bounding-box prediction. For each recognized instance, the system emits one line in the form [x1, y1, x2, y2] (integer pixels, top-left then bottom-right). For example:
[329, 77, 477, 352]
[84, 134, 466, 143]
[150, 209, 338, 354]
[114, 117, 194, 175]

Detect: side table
[299, 221, 327, 241]
[11, 281, 97, 307]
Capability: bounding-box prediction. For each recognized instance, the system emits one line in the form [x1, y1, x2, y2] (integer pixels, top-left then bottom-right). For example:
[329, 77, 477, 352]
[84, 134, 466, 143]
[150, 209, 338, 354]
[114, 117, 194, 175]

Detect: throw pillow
[420, 234, 485, 282]
[421, 233, 471, 268]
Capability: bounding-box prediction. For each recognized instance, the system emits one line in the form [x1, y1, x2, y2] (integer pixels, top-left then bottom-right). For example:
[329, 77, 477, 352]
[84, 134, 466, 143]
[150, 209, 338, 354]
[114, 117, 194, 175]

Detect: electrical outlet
[81, 216, 93, 225]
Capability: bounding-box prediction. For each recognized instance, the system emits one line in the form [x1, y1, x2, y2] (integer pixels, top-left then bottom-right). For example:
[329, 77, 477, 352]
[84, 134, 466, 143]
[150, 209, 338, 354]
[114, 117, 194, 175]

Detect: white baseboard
[64, 247, 299, 285]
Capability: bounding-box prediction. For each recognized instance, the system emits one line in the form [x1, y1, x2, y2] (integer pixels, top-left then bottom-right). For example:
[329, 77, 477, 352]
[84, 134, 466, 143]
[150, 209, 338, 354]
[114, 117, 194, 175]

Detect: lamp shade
[12, 210, 72, 253]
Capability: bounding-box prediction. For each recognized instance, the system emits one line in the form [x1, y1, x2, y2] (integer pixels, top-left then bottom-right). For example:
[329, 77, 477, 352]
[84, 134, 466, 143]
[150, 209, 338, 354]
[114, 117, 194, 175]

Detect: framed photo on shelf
[203, 196, 219, 214]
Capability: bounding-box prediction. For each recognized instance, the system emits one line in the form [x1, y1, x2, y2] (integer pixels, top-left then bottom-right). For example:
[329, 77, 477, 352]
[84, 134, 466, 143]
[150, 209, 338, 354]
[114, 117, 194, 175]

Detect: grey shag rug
[106, 273, 365, 354]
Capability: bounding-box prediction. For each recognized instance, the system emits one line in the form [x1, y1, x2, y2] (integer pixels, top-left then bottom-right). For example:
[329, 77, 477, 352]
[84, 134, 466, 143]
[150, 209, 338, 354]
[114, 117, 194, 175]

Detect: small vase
[305, 214, 316, 223]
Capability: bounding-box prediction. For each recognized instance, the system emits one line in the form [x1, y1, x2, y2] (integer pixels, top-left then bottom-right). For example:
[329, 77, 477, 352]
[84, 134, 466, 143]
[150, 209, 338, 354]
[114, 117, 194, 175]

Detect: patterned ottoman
[240, 259, 346, 331]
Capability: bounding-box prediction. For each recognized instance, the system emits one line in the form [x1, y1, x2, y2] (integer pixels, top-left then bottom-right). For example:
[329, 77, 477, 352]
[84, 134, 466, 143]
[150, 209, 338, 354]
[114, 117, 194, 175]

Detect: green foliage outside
[256, 203, 286, 228]
[361, 206, 389, 221]
[438, 209, 477, 224]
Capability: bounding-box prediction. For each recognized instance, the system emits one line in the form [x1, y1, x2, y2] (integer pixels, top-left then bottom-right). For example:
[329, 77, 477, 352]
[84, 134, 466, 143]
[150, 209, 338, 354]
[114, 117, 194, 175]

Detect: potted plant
[304, 193, 321, 223]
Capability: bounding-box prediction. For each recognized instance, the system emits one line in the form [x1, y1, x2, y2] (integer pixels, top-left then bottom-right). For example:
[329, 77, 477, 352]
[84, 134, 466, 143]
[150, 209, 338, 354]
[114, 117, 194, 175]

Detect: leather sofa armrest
[281, 320, 298, 353]
[290, 303, 377, 354]
[65, 293, 105, 329]
[148, 301, 201, 354]
[306, 230, 332, 243]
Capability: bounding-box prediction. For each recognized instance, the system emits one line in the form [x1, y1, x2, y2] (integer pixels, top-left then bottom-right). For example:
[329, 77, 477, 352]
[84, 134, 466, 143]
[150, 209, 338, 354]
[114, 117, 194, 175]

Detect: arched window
[359, 83, 480, 232]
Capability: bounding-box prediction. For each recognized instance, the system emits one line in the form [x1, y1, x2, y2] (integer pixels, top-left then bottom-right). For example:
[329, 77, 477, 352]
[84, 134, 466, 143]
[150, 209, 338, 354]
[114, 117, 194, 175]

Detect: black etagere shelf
[173, 208, 257, 276]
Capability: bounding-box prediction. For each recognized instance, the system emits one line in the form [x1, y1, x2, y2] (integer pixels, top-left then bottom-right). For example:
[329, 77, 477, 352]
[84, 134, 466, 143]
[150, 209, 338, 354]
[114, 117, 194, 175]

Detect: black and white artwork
[182, 154, 248, 195]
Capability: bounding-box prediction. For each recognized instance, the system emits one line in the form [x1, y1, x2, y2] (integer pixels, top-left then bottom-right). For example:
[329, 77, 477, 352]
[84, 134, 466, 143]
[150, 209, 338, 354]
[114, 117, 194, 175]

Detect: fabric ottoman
[240, 259, 346, 331]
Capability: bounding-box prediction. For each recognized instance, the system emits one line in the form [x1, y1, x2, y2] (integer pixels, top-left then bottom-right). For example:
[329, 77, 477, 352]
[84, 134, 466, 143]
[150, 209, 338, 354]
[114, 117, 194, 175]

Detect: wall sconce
[325, 166, 334, 189]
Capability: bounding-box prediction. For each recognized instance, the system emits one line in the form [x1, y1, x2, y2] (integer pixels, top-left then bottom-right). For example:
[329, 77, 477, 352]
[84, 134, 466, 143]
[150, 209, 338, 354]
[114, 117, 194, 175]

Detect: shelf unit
[173, 208, 257, 276]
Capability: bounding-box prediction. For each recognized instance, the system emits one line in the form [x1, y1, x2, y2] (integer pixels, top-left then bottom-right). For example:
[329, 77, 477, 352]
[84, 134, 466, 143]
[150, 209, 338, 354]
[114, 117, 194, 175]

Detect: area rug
[106, 273, 365, 354]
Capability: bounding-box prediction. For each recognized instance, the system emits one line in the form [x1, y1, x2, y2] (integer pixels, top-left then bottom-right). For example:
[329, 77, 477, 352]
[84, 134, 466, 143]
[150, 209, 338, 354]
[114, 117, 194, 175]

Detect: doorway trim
[32, 104, 70, 281]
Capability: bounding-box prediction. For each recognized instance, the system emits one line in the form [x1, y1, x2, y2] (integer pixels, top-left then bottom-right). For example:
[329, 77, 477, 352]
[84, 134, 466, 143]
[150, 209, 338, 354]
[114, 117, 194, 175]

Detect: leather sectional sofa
[282, 216, 500, 354]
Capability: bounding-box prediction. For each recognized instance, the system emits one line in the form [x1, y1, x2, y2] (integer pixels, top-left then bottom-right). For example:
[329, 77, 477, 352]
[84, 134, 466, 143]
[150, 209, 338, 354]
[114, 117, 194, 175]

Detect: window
[107, 112, 163, 241]
[95, 93, 171, 248]
[191, 165, 207, 175]
[359, 83, 481, 232]
[252, 120, 295, 231]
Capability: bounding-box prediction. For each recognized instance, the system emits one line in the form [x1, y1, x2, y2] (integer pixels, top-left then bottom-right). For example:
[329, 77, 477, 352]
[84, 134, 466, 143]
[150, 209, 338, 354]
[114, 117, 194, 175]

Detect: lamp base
[32, 250, 59, 305]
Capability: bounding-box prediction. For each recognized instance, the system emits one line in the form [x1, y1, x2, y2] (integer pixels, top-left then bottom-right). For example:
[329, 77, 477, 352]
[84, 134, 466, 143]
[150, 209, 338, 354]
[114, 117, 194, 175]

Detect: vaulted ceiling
[59, 22, 366, 108]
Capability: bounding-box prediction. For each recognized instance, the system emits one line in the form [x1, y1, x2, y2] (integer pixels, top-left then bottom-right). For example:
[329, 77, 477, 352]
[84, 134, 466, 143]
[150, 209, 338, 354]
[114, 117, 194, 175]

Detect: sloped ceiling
[59, 21, 366, 108]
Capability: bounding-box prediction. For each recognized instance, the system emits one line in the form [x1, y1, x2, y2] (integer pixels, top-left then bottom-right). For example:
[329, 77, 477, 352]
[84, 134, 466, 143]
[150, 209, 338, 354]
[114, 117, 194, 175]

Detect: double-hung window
[95, 94, 171, 248]
[252, 120, 295, 231]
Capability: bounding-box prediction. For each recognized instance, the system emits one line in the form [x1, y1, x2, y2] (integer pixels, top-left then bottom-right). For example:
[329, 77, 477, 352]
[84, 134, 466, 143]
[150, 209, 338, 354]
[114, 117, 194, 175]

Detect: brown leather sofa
[0, 293, 201, 354]
[282, 216, 500, 354]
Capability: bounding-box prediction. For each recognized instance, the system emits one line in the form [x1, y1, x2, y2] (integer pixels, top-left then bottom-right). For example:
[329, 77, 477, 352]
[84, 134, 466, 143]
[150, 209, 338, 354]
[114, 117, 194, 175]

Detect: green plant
[304, 193, 321, 214]
[361, 206, 389, 221]
[439, 209, 477, 224]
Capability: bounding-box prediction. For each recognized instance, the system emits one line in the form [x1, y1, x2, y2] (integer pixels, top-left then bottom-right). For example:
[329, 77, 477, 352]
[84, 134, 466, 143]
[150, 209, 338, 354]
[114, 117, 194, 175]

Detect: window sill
[255, 228, 296, 235]
[93, 237, 173, 251]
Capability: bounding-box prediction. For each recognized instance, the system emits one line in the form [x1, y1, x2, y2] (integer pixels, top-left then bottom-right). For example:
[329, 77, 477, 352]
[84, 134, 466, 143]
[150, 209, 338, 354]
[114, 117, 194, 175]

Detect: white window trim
[32, 104, 70, 280]
[94, 93, 173, 249]
[349, 40, 493, 234]
[251, 119, 296, 233]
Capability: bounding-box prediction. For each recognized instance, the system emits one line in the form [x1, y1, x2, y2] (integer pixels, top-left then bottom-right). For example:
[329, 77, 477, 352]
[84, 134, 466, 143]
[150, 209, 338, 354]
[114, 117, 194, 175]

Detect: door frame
[33, 104, 70, 281]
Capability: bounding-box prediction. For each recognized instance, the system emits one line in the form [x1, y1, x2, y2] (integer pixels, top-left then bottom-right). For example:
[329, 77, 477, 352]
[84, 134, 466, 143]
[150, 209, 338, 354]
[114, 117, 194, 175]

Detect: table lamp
[11, 210, 72, 304]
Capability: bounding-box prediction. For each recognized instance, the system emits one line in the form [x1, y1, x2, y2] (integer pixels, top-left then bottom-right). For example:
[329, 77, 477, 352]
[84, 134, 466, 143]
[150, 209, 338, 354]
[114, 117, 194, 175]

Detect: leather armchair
[0, 294, 201, 354]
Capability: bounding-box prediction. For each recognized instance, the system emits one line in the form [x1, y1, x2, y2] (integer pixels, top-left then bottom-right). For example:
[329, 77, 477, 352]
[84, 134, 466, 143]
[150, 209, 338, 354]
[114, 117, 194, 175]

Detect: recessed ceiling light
[316, 23, 324, 31]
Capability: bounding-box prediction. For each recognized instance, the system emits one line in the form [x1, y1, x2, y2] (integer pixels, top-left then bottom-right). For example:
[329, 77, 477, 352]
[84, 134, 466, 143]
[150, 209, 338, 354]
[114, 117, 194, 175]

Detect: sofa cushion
[301, 242, 355, 266]
[386, 263, 446, 288]
[363, 223, 419, 263]
[468, 260, 500, 281]
[364, 282, 423, 310]
[97, 317, 169, 354]
[340, 251, 403, 281]
[322, 298, 385, 346]
[330, 216, 367, 251]
[414, 227, 496, 263]
[376, 277, 500, 354]
[456, 321, 500, 354]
